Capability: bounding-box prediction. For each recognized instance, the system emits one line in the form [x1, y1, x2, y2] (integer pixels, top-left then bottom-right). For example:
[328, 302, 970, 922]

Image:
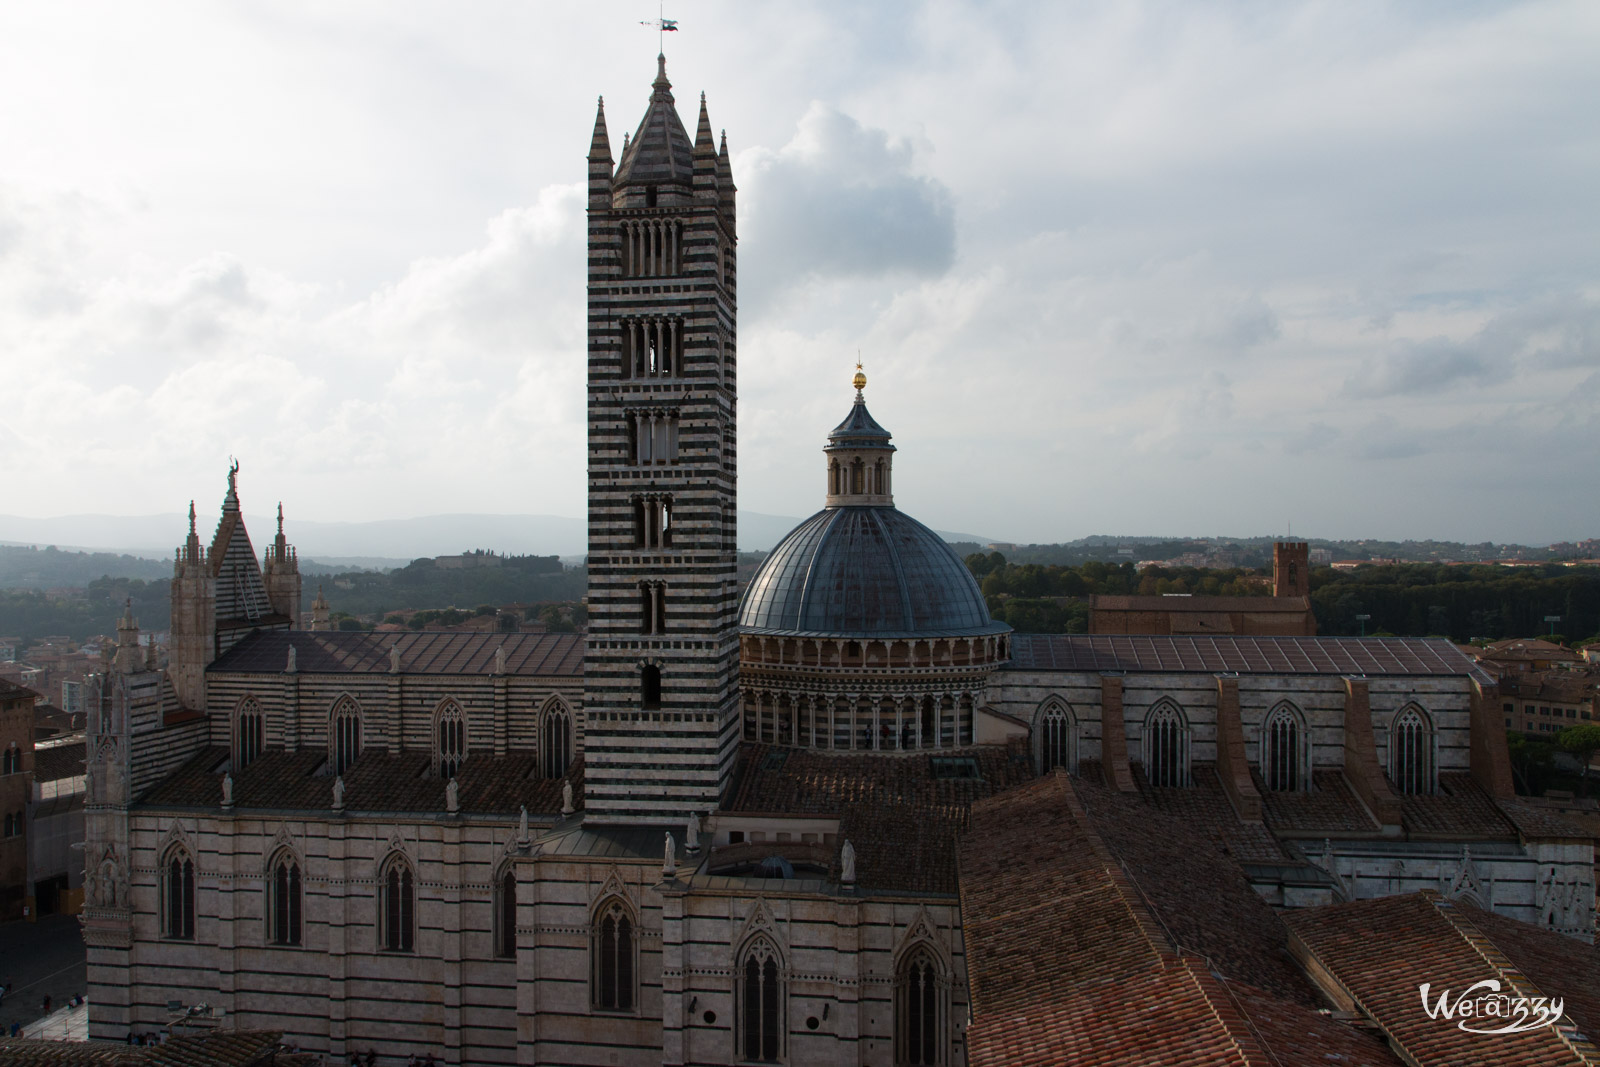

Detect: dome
[739, 506, 1007, 638]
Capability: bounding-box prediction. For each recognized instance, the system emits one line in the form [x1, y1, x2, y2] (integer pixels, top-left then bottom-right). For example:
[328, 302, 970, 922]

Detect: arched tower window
[591, 897, 636, 1011]
[434, 700, 466, 779]
[1, 743, 19, 776]
[641, 665, 662, 709]
[739, 937, 784, 1062]
[541, 699, 573, 780]
[379, 853, 415, 952]
[234, 697, 264, 770]
[897, 944, 947, 1067]
[1038, 701, 1076, 774]
[162, 846, 195, 940]
[267, 849, 302, 946]
[330, 696, 361, 777]
[495, 866, 517, 959]
[1262, 703, 1305, 792]
[1391, 705, 1434, 795]
[1143, 702, 1189, 788]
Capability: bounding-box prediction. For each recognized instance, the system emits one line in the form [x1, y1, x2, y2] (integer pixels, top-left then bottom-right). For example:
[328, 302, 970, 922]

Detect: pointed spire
[694, 93, 715, 153]
[654, 53, 670, 93]
[222, 458, 240, 513]
[588, 95, 612, 163]
[188, 501, 197, 537]
[276, 502, 284, 537]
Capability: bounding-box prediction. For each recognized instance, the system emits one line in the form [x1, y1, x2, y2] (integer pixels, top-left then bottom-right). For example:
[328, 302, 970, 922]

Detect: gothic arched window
[1039, 702, 1075, 774]
[1262, 702, 1304, 792]
[379, 854, 415, 952]
[495, 867, 517, 959]
[1, 744, 18, 776]
[1391, 705, 1434, 795]
[591, 897, 635, 1011]
[1144, 702, 1189, 788]
[739, 937, 784, 1062]
[234, 696, 264, 771]
[434, 701, 466, 779]
[267, 850, 302, 946]
[541, 700, 572, 780]
[897, 944, 946, 1067]
[330, 697, 361, 777]
[162, 847, 195, 940]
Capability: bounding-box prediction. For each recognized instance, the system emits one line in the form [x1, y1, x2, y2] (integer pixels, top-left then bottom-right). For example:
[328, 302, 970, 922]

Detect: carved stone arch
[1388, 702, 1436, 795]
[734, 897, 786, 966]
[161, 819, 196, 860]
[1260, 699, 1309, 792]
[432, 697, 467, 778]
[377, 831, 413, 877]
[1035, 696, 1078, 774]
[1142, 697, 1191, 787]
[540, 694, 575, 779]
[263, 824, 303, 874]
[1448, 846, 1488, 906]
[590, 865, 636, 915]
[892, 905, 952, 973]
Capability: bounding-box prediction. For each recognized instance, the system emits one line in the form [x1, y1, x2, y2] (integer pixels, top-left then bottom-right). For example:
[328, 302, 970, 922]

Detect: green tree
[1506, 731, 1558, 796]
[1557, 723, 1600, 798]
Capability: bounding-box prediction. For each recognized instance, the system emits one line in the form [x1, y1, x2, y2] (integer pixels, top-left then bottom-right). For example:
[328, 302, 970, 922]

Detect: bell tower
[582, 57, 740, 824]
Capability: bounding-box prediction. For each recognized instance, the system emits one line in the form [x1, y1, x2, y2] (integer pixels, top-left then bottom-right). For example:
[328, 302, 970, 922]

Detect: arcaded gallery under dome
[738, 370, 1011, 751]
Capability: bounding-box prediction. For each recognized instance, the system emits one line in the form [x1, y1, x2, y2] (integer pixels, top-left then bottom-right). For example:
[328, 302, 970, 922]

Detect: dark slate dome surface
[740, 506, 1008, 638]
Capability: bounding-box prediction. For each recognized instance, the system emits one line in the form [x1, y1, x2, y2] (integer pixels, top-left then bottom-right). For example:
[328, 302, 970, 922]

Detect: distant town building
[0, 678, 37, 920]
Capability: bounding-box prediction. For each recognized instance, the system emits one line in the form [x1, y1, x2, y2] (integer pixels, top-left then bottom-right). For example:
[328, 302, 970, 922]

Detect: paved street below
[0, 915, 87, 1036]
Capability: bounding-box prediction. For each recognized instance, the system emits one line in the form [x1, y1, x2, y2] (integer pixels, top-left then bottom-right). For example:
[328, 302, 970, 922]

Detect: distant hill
[1, 511, 990, 560]
[0, 544, 171, 589]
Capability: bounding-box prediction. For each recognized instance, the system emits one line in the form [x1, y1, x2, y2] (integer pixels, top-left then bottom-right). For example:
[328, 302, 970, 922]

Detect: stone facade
[581, 59, 742, 825]
[78, 54, 1595, 1067]
[1, 678, 35, 919]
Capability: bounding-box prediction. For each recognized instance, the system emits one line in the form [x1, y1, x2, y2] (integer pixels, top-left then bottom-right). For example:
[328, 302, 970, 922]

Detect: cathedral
[77, 57, 1596, 1066]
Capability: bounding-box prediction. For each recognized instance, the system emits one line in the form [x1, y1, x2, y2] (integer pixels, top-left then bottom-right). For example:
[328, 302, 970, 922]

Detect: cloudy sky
[2, 1, 1597, 546]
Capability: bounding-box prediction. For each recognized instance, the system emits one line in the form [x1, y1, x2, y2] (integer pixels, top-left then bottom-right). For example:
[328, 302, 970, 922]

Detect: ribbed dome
[740, 507, 1007, 637]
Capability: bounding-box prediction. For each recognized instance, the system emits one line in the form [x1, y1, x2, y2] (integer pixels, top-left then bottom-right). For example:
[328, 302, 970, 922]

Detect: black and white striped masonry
[582, 56, 741, 824]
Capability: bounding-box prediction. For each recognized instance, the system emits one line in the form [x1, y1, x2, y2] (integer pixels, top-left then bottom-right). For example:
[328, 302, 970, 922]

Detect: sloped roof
[208, 629, 584, 677]
[723, 740, 1034, 894]
[612, 55, 694, 189]
[825, 396, 895, 451]
[0, 1030, 302, 1067]
[1009, 633, 1489, 678]
[1285, 892, 1600, 1065]
[958, 772, 1401, 1066]
[139, 745, 582, 818]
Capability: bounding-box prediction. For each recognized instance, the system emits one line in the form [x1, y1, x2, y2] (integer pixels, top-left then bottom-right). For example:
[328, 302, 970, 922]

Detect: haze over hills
[0, 511, 995, 563]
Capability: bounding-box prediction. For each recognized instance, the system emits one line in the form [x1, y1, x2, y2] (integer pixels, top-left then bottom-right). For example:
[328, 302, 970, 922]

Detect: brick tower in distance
[1273, 541, 1311, 598]
[582, 56, 740, 824]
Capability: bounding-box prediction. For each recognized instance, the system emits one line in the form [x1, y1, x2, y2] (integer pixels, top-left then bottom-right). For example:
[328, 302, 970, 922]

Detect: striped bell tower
[581, 56, 741, 824]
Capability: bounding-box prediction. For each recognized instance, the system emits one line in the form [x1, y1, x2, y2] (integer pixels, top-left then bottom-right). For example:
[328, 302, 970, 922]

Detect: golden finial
[852, 358, 866, 393]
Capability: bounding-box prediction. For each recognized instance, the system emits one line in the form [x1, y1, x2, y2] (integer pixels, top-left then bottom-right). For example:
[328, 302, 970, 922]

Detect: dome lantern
[825, 363, 895, 507]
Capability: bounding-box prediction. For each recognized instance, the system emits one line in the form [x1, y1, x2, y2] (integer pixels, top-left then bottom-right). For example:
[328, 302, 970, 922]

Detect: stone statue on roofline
[221, 773, 233, 807]
[446, 778, 460, 813]
[332, 775, 345, 810]
[389, 643, 402, 673]
[841, 839, 856, 886]
[286, 645, 296, 673]
[663, 831, 677, 878]
[518, 804, 529, 845]
[685, 811, 700, 853]
[561, 780, 575, 816]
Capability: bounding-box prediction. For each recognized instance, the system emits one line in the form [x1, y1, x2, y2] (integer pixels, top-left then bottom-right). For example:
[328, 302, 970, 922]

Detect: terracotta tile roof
[1074, 771, 1316, 1007]
[1258, 768, 1381, 835]
[1494, 797, 1600, 842]
[0, 1030, 297, 1066]
[1128, 763, 1289, 864]
[959, 773, 1399, 1066]
[209, 630, 583, 676]
[138, 745, 582, 818]
[0, 677, 40, 700]
[1285, 892, 1600, 1066]
[32, 738, 86, 782]
[723, 740, 1034, 894]
[1008, 634, 1486, 677]
[1402, 772, 1519, 840]
[1459, 901, 1600, 1044]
